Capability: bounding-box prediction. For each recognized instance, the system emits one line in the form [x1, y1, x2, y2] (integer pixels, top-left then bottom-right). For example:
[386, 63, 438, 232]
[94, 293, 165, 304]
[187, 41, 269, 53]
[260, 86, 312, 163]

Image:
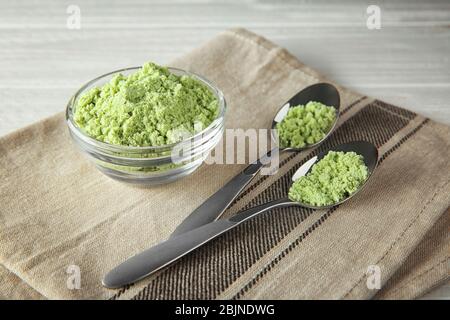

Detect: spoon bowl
[271, 82, 341, 152]
[289, 140, 379, 210]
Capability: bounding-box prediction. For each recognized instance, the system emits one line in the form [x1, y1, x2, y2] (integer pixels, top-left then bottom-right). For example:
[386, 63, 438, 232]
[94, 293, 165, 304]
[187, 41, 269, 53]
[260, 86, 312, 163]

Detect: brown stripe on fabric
[341, 96, 368, 116]
[129, 100, 415, 300]
[232, 117, 430, 300]
[378, 119, 430, 163]
[374, 100, 416, 120]
[110, 284, 133, 300]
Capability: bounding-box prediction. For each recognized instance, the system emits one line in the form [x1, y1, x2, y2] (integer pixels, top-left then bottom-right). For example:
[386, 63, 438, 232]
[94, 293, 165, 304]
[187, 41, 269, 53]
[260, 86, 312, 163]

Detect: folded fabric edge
[375, 208, 450, 299]
[0, 262, 47, 299]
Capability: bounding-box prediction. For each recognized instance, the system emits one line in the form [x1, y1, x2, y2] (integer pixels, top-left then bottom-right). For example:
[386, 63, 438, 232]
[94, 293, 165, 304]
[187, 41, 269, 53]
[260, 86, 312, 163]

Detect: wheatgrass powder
[288, 151, 369, 206]
[276, 101, 336, 149]
[74, 62, 219, 147]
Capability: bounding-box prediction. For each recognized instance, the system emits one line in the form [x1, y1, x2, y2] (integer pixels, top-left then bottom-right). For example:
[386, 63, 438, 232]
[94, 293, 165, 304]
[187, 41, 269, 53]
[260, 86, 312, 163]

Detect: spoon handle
[170, 148, 279, 238]
[103, 197, 292, 289]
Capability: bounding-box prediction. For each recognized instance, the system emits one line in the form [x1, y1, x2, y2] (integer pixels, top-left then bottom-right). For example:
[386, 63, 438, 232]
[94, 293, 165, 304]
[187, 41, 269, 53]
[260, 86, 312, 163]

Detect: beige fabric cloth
[375, 209, 449, 299]
[0, 28, 448, 300]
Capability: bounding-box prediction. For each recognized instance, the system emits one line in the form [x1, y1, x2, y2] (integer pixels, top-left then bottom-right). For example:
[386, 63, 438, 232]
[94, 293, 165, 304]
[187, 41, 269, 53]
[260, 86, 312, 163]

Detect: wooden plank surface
[0, 0, 448, 299]
[0, 0, 449, 136]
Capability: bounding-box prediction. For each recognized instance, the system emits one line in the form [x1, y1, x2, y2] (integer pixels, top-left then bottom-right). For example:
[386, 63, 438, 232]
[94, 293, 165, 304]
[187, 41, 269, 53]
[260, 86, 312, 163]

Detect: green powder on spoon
[276, 101, 336, 149]
[74, 62, 219, 147]
[288, 151, 369, 206]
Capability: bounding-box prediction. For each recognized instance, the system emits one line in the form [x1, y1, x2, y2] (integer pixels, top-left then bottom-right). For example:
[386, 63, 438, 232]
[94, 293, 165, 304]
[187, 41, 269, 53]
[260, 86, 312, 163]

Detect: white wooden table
[0, 0, 448, 299]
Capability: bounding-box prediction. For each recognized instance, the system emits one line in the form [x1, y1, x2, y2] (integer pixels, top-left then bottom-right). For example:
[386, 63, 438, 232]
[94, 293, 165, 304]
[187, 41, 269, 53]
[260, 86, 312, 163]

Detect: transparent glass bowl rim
[66, 66, 226, 155]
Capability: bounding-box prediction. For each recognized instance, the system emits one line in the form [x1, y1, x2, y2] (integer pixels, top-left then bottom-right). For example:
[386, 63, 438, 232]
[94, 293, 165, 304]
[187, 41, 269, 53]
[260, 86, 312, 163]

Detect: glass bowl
[66, 67, 226, 186]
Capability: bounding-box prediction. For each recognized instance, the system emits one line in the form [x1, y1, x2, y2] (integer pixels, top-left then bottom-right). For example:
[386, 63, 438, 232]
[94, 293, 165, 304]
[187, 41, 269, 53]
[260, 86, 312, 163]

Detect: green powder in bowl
[276, 101, 336, 149]
[73, 62, 219, 147]
[288, 151, 369, 206]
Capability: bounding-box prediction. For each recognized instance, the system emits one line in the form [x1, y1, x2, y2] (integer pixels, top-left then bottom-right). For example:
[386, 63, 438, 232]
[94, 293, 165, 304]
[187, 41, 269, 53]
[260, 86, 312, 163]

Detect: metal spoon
[103, 141, 378, 289]
[170, 83, 341, 237]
